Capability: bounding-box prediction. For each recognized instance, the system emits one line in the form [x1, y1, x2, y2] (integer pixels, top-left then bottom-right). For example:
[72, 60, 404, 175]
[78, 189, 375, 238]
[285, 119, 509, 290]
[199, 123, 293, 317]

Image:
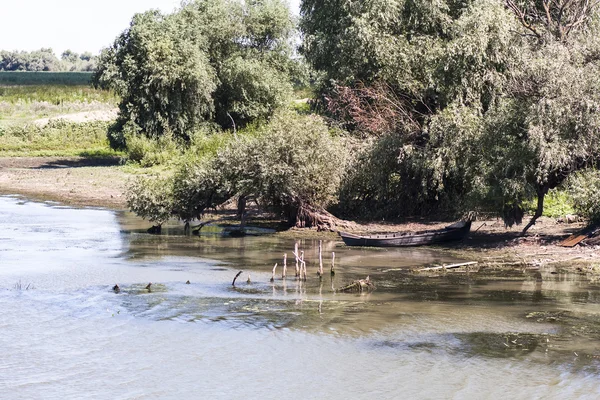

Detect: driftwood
[419, 261, 478, 271]
[337, 276, 375, 292]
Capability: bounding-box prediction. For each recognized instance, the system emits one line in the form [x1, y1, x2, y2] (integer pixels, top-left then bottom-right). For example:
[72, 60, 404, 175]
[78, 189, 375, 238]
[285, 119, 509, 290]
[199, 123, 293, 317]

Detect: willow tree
[94, 0, 295, 148]
[301, 0, 521, 219]
[301, 0, 600, 233]
[485, 0, 600, 232]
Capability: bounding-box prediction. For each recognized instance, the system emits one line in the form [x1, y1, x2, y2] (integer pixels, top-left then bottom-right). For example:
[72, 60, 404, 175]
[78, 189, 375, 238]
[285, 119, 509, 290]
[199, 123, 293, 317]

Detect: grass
[0, 85, 117, 104]
[0, 85, 118, 127]
[0, 71, 93, 85]
[0, 120, 120, 157]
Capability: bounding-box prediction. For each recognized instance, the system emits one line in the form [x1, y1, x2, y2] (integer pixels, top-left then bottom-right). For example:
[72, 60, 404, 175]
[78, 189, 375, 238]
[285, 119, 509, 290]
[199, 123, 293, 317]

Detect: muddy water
[1, 196, 600, 399]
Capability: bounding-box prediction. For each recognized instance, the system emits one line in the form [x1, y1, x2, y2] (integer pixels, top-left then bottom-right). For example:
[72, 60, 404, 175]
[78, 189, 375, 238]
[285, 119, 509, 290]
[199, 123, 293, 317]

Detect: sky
[2, 0, 300, 56]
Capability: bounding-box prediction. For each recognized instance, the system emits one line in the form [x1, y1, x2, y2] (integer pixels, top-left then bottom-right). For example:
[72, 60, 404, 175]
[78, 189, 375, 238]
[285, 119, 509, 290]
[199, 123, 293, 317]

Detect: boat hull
[339, 221, 471, 247]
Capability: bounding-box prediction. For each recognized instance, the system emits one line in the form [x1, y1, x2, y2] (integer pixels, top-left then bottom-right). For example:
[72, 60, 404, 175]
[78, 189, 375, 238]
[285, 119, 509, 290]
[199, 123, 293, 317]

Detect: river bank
[1, 156, 598, 270]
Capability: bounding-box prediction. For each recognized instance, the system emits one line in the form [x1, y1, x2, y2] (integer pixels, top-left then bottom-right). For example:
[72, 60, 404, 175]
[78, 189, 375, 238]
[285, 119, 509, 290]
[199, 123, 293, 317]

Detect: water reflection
[1, 196, 600, 399]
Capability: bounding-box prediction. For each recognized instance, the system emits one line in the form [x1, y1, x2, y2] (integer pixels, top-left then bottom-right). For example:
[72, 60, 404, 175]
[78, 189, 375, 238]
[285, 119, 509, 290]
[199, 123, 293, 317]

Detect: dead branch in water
[232, 270, 243, 286]
[337, 276, 375, 293]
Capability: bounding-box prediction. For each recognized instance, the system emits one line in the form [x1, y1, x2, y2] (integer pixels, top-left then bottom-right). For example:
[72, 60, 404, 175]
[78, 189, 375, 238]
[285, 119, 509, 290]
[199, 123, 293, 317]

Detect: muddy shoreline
[1, 156, 597, 269]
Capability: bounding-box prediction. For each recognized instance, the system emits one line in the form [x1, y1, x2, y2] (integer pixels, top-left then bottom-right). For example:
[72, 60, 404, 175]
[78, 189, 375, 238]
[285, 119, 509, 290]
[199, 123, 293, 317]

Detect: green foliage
[301, 0, 600, 226]
[125, 175, 174, 225]
[536, 190, 575, 219]
[171, 158, 230, 221]
[0, 85, 116, 105]
[155, 112, 348, 225]
[0, 120, 114, 156]
[124, 130, 180, 167]
[569, 171, 600, 223]
[95, 0, 296, 147]
[0, 84, 117, 128]
[0, 72, 93, 85]
[214, 111, 348, 221]
[0, 49, 97, 72]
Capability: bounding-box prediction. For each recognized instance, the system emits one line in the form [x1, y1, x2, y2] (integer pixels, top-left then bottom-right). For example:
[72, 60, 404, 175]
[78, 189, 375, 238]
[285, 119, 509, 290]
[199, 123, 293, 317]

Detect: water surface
[1, 196, 599, 399]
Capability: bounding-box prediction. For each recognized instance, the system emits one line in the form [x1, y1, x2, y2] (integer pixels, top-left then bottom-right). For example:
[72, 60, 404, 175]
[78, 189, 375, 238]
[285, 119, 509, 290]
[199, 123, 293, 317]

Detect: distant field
[0, 85, 117, 105]
[0, 74, 119, 157]
[0, 83, 118, 127]
[0, 71, 93, 86]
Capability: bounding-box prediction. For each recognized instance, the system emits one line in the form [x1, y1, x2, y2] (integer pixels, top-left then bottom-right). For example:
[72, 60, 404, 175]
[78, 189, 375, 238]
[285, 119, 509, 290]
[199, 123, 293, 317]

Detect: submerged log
[337, 276, 375, 293]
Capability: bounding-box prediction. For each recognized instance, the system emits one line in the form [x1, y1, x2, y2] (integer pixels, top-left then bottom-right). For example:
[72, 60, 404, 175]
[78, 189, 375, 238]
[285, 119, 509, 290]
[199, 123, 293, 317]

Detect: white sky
[1, 0, 300, 56]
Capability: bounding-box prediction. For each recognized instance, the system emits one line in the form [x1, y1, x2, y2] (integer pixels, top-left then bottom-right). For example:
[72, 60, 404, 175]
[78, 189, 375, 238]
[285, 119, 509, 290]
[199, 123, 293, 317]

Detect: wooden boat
[338, 220, 471, 247]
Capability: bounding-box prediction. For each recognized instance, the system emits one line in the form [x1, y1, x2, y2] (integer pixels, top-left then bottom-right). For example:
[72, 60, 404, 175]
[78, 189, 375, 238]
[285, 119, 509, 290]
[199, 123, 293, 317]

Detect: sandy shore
[0, 156, 129, 209]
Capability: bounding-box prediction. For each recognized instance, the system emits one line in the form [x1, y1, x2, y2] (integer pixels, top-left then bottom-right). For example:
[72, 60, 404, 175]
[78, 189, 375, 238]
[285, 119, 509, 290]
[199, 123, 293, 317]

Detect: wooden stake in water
[331, 252, 335, 275]
[318, 240, 324, 276]
[282, 253, 287, 279]
[300, 251, 305, 281]
[295, 242, 299, 277]
[270, 263, 278, 282]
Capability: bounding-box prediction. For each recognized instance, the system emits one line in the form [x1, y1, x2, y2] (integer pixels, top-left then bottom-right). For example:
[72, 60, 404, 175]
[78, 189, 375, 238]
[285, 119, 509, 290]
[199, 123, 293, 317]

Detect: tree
[301, 0, 600, 232]
[215, 111, 348, 228]
[94, 0, 295, 148]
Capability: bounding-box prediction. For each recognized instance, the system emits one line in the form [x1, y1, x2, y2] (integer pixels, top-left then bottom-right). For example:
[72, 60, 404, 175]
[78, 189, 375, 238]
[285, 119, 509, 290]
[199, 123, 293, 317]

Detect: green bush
[0, 120, 114, 156]
[569, 171, 600, 223]
[215, 111, 348, 225]
[125, 175, 174, 226]
[124, 128, 180, 167]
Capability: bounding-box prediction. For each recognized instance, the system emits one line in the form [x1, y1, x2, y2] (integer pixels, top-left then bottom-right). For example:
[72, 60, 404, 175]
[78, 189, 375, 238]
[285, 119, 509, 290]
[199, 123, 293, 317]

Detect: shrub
[569, 171, 600, 223]
[215, 111, 348, 226]
[125, 175, 174, 226]
[124, 126, 180, 167]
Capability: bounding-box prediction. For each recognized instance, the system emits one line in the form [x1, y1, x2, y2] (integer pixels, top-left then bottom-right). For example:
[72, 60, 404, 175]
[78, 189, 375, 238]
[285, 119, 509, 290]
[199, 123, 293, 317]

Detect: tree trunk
[237, 195, 247, 218]
[521, 186, 547, 235]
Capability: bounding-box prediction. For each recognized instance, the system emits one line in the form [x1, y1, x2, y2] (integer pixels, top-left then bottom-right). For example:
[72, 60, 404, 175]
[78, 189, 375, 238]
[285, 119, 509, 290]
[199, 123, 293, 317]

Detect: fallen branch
[232, 270, 243, 286]
[337, 276, 375, 292]
[419, 261, 478, 271]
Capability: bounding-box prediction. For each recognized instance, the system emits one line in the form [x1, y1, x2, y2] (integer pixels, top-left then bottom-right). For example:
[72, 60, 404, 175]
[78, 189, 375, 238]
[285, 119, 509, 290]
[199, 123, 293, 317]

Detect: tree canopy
[94, 0, 296, 148]
[301, 0, 600, 232]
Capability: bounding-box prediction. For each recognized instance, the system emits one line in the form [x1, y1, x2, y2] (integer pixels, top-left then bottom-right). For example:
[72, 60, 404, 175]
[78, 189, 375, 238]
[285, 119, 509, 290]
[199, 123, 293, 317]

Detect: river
[1, 196, 599, 399]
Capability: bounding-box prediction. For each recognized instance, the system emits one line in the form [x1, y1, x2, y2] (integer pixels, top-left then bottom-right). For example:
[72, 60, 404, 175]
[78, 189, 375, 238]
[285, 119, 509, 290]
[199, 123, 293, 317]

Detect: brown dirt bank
[0, 156, 129, 209]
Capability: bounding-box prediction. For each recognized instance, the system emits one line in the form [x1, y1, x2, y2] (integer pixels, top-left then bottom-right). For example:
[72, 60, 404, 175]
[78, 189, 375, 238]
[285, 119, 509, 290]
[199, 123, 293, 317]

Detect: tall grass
[0, 120, 119, 157]
[0, 85, 117, 104]
[0, 71, 93, 85]
[0, 85, 118, 127]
